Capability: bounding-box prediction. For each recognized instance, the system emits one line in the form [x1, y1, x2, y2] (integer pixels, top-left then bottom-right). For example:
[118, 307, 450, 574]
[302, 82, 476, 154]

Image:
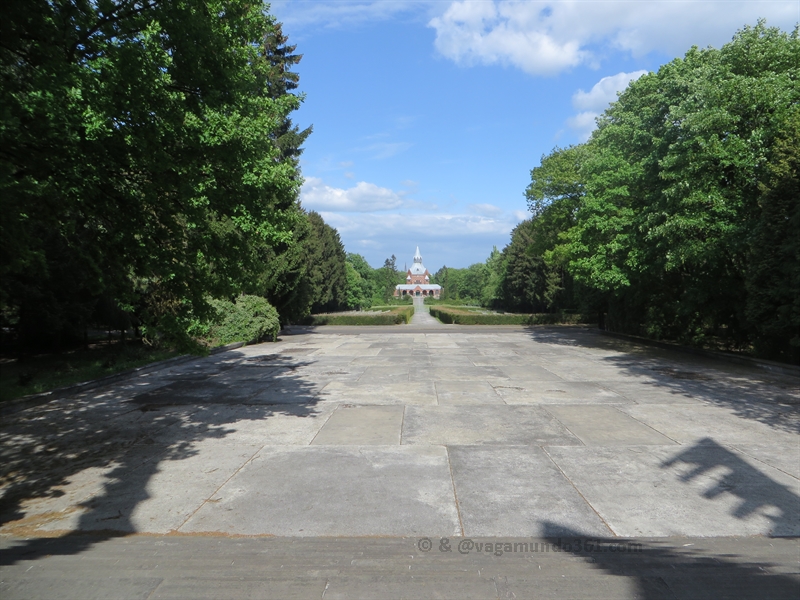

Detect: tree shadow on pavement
[525, 327, 800, 435]
[0, 347, 327, 566]
[540, 521, 800, 599]
[662, 437, 800, 537]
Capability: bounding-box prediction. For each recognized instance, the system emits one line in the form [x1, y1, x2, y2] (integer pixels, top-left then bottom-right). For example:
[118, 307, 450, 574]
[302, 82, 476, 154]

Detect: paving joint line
[308, 404, 339, 445]
[541, 445, 617, 537]
[726, 443, 800, 482]
[445, 445, 465, 537]
[614, 406, 683, 445]
[174, 442, 267, 533]
[399, 405, 407, 445]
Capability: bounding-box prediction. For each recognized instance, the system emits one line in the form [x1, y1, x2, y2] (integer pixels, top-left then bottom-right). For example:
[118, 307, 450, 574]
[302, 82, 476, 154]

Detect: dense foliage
[343, 253, 406, 310]
[0, 1, 346, 351]
[208, 295, 280, 344]
[516, 23, 799, 362]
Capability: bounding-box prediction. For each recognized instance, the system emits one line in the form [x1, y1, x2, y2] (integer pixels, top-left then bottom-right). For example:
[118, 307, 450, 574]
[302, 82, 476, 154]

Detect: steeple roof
[409, 246, 427, 275]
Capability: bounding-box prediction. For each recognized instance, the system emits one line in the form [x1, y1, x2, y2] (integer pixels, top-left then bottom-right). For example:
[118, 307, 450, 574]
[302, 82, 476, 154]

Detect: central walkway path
[409, 296, 440, 326]
[1, 326, 798, 598]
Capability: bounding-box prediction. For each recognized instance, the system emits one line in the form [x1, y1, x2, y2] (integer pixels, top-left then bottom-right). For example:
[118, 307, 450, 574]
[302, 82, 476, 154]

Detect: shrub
[429, 306, 589, 325]
[209, 295, 280, 344]
[307, 305, 414, 325]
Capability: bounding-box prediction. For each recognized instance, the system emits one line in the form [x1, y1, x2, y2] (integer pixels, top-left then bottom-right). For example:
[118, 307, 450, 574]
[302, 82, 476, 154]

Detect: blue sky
[270, 1, 800, 272]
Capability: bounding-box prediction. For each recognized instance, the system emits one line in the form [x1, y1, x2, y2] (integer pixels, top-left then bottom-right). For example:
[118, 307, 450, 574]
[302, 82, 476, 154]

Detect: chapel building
[394, 247, 442, 298]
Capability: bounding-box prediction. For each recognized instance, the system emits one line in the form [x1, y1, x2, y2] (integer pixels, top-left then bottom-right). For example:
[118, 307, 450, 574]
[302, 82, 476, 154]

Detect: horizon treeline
[436, 23, 799, 364]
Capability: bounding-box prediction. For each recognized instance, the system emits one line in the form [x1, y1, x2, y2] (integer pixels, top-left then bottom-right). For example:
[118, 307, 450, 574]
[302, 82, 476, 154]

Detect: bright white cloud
[572, 70, 648, 113]
[301, 177, 405, 212]
[318, 208, 527, 268]
[429, 1, 799, 75]
[429, 1, 586, 75]
[568, 70, 648, 140]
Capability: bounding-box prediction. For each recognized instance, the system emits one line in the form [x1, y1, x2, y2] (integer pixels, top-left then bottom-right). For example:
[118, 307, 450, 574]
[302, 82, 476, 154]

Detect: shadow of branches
[526, 327, 800, 435]
[0, 345, 328, 566]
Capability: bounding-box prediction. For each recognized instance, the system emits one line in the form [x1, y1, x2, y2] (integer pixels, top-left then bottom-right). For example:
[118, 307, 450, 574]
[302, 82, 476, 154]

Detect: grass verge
[306, 305, 415, 325]
[0, 341, 182, 405]
[429, 306, 591, 325]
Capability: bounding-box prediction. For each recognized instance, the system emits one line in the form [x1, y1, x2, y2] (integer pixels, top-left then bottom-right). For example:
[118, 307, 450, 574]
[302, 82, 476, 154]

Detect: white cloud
[572, 70, 648, 113]
[300, 175, 527, 267]
[317, 209, 527, 269]
[429, 1, 799, 75]
[567, 70, 648, 140]
[301, 177, 405, 212]
[429, 1, 586, 75]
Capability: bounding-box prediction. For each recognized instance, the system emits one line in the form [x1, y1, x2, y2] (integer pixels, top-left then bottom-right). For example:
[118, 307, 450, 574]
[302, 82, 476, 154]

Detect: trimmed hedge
[429, 306, 589, 325]
[307, 305, 414, 325]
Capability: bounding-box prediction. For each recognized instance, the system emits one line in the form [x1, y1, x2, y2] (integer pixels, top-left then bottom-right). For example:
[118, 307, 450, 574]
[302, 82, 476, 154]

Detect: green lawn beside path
[0, 342, 181, 405]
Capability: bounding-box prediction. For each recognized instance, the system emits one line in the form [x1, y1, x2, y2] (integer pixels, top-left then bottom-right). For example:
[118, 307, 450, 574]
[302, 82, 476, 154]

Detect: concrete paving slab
[311, 406, 403, 445]
[594, 380, 707, 404]
[545, 406, 677, 446]
[429, 355, 475, 367]
[348, 354, 428, 366]
[17, 441, 263, 535]
[499, 365, 564, 381]
[179, 446, 461, 536]
[470, 356, 529, 367]
[402, 406, 582, 446]
[245, 382, 325, 405]
[150, 577, 326, 599]
[730, 443, 800, 479]
[449, 446, 611, 537]
[1, 576, 164, 600]
[357, 366, 410, 383]
[320, 380, 437, 405]
[495, 381, 630, 405]
[619, 404, 799, 446]
[426, 366, 508, 381]
[546, 444, 800, 537]
[434, 381, 505, 405]
[3, 535, 799, 600]
[149, 404, 335, 446]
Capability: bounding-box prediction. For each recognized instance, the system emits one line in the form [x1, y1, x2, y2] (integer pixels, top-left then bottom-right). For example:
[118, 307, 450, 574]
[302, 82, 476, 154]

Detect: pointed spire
[413, 246, 422, 263]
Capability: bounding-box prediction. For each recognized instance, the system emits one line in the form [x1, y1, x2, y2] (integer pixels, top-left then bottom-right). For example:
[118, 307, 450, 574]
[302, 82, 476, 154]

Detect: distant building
[394, 247, 442, 298]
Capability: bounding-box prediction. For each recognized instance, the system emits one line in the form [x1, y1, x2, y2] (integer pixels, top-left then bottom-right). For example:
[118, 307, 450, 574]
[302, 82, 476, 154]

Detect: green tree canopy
[1, 0, 308, 349]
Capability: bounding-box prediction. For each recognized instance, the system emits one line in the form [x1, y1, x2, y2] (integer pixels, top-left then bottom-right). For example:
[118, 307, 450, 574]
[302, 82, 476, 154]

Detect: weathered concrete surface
[1, 535, 798, 599]
[311, 405, 403, 445]
[545, 405, 677, 446]
[1, 326, 798, 596]
[180, 445, 461, 536]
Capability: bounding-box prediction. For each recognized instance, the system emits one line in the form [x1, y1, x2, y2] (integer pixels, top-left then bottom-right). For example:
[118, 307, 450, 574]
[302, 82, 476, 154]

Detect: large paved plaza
[1, 325, 798, 598]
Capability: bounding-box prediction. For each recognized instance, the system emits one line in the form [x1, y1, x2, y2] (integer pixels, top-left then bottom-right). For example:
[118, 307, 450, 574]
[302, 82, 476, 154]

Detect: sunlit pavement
[1, 326, 798, 598]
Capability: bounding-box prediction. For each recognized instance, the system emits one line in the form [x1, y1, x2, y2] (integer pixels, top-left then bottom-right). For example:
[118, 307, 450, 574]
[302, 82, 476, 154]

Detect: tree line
[436, 23, 799, 363]
[0, 1, 404, 353]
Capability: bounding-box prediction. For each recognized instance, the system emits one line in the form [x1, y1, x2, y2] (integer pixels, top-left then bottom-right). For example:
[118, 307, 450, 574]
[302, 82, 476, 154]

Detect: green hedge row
[307, 305, 415, 325]
[429, 307, 589, 325]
